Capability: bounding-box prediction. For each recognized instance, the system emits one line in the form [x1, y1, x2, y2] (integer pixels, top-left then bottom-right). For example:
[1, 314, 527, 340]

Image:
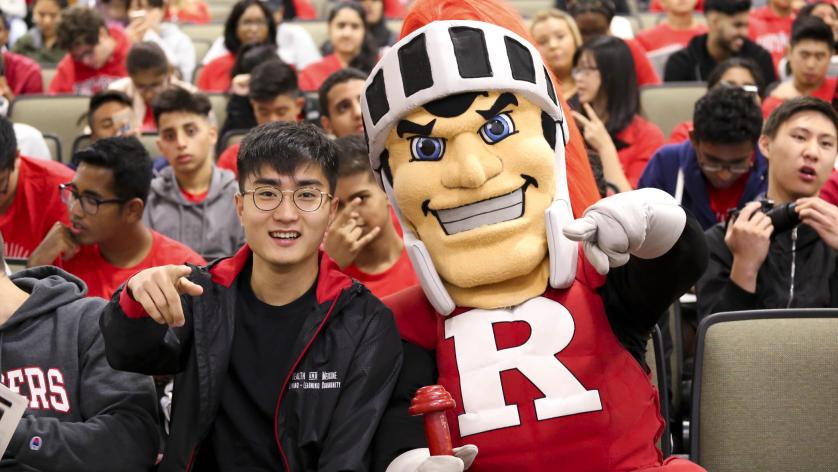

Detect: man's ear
[122, 198, 145, 223]
[208, 124, 218, 147]
[327, 194, 339, 226]
[235, 192, 244, 226]
[757, 134, 771, 161]
[320, 115, 332, 134]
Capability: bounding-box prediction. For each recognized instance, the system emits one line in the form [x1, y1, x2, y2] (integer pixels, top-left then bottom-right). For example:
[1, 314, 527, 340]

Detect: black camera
[725, 201, 800, 236]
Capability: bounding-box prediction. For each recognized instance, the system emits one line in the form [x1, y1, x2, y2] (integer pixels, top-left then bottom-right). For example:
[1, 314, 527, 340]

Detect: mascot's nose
[440, 134, 503, 189]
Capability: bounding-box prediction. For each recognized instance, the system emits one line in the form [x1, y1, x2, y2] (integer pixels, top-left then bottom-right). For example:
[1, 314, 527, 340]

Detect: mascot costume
[363, 1, 708, 471]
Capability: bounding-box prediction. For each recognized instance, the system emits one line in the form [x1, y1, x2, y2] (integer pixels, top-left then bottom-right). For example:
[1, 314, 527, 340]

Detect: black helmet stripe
[399, 33, 434, 97]
[505, 36, 536, 83]
[449, 27, 493, 79]
[366, 69, 389, 125]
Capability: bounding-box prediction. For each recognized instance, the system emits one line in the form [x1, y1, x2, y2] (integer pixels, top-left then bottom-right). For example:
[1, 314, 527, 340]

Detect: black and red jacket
[99, 245, 403, 471]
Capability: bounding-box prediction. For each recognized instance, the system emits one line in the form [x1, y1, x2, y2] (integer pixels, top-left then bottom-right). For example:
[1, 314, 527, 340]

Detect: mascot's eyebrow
[476, 92, 518, 120]
[397, 118, 437, 137]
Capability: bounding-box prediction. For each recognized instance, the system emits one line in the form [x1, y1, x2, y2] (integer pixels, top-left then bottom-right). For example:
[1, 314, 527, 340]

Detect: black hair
[799, 1, 838, 19]
[790, 15, 834, 51]
[568, 0, 615, 23]
[224, 0, 276, 54]
[74, 136, 153, 203]
[32, 0, 67, 9]
[249, 60, 299, 102]
[763, 96, 838, 139]
[151, 87, 212, 125]
[318, 68, 367, 117]
[230, 43, 278, 78]
[237, 121, 339, 192]
[87, 90, 133, 128]
[707, 57, 766, 99]
[126, 41, 169, 76]
[334, 134, 373, 178]
[0, 115, 16, 171]
[0, 8, 7, 31]
[327, 2, 378, 74]
[573, 35, 638, 139]
[704, 0, 751, 15]
[693, 86, 763, 144]
[56, 6, 105, 50]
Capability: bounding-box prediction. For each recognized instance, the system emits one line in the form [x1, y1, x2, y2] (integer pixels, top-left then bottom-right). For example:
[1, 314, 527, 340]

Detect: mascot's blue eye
[410, 137, 445, 161]
[479, 113, 516, 144]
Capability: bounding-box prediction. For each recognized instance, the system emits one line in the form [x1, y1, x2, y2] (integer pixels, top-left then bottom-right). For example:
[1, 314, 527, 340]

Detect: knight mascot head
[361, 0, 601, 315]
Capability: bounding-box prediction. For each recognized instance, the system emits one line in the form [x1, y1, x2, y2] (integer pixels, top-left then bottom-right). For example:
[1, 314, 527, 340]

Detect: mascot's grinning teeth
[431, 180, 533, 235]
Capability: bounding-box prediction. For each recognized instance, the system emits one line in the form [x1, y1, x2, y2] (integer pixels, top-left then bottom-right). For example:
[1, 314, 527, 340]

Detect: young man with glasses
[49, 6, 129, 95]
[639, 85, 768, 230]
[27, 136, 205, 298]
[697, 96, 838, 319]
[0, 115, 74, 260]
[100, 121, 402, 471]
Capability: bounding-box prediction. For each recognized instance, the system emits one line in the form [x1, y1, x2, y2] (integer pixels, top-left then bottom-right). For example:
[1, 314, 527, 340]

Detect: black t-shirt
[199, 261, 316, 471]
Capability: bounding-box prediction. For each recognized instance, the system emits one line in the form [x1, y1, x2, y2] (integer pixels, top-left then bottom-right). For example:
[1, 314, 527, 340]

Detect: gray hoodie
[144, 166, 244, 262]
[1, 267, 159, 471]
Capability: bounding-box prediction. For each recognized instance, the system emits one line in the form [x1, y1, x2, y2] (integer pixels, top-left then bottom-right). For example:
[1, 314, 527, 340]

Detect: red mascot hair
[400, 0, 602, 217]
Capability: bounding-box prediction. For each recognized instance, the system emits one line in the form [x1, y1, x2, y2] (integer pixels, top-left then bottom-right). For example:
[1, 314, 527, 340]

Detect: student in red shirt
[196, 0, 276, 92]
[762, 16, 836, 118]
[820, 171, 838, 205]
[165, 0, 212, 24]
[568, 0, 661, 86]
[318, 68, 365, 139]
[49, 7, 129, 95]
[0, 13, 44, 99]
[27, 137, 205, 299]
[636, 0, 708, 53]
[749, 0, 796, 70]
[324, 135, 418, 299]
[299, 2, 377, 92]
[108, 41, 197, 132]
[668, 57, 766, 143]
[217, 59, 304, 177]
[0, 116, 75, 260]
[573, 35, 664, 188]
[650, 0, 703, 12]
[530, 9, 584, 110]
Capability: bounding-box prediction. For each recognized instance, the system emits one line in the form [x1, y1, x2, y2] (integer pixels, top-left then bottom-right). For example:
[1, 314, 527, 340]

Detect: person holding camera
[696, 96, 838, 320]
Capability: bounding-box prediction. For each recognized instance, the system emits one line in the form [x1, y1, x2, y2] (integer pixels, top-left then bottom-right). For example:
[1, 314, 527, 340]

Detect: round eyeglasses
[241, 186, 333, 212]
[60, 183, 126, 215]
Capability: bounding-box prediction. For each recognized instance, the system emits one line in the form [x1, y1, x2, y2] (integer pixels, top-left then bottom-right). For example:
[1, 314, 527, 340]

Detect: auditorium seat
[9, 95, 88, 163]
[691, 309, 838, 471]
[41, 68, 57, 92]
[43, 133, 61, 162]
[72, 133, 161, 160]
[647, 324, 672, 458]
[181, 23, 225, 44]
[639, 82, 706, 138]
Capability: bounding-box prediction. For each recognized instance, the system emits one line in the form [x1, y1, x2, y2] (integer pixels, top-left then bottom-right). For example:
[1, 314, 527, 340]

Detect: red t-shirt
[635, 23, 708, 53]
[707, 172, 750, 223]
[164, 2, 211, 23]
[650, 0, 703, 12]
[292, 0, 317, 19]
[625, 38, 661, 87]
[56, 230, 206, 299]
[217, 143, 240, 177]
[180, 187, 209, 203]
[615, 115, 665, 187]
[49, 26, 129, 95]
[820, 171, 838, 206]
[2, 51, 43, 95]
[298, 54, 344, 92]
[142, 104, 156, 132]
[342, 248, 418, 299]
[0, 157, 74, 259]
[668, 120, 693, 144]
[196, 52, 235, 93]
[761, 77, 838, 119]
[749, 6, 794, 71]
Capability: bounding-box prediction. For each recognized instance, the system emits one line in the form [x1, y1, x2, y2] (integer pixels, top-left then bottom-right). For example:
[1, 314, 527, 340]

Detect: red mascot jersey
[391, 253, 703, 472]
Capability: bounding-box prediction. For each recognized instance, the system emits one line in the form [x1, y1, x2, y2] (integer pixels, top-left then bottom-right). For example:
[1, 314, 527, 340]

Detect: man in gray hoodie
[144, 88, 244, 261]
[0, 232, 160, 471]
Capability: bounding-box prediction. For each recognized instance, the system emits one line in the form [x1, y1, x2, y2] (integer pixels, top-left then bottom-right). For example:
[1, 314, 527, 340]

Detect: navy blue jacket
[637, 140, 768, 230]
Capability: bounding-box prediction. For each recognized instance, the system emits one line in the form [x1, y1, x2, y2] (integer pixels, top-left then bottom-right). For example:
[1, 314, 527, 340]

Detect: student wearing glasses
[27, 136, 205, 299]
[99, 121, 401, 471]
[639, 86, 768, 230]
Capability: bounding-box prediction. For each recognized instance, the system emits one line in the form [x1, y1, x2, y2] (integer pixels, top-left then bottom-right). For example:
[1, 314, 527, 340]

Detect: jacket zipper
[273, 289, 345, 472]
[786, 226, 798, 308]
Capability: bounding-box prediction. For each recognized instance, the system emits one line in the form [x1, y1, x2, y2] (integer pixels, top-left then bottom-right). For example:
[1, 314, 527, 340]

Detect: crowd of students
[0, 0, 837, 469]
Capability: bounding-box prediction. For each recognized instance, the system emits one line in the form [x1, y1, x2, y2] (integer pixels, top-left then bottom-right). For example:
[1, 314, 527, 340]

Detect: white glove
[386, 445, 478, 472]
[562, 188, 686, 275]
